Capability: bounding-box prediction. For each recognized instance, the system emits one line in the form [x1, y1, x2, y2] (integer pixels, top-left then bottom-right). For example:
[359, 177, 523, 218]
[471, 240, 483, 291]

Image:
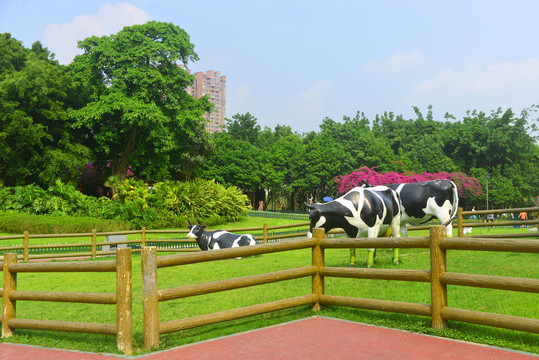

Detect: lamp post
[485, 172, 492, 211]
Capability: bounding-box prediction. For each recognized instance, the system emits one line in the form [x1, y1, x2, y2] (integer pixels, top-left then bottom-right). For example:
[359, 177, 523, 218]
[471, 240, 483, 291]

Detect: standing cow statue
[306, 186, 401, 267]
[187, 219, 258, 251]
[362, 179, 459, 238]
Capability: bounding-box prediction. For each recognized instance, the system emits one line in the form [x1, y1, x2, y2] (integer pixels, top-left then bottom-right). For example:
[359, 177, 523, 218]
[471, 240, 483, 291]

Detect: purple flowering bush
[335, 166, 483, 200]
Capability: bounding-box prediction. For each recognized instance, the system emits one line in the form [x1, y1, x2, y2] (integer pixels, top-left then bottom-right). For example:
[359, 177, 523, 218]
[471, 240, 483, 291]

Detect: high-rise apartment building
[184, 69, 226, 134]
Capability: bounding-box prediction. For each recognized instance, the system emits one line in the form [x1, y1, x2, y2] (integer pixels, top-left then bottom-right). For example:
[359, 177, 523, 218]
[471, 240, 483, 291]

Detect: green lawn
[0, 217, 538, 355]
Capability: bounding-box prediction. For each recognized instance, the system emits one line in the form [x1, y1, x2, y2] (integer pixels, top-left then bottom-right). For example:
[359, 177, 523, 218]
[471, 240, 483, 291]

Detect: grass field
[1, 216, 538, 355]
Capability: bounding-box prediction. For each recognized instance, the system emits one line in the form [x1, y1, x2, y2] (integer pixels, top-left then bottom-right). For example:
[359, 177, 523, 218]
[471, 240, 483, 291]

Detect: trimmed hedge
[0, 212, 133, 234]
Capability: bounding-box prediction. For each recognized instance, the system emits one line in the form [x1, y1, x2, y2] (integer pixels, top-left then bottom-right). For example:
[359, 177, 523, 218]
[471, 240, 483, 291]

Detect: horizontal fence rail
[456, 207, 539, 237]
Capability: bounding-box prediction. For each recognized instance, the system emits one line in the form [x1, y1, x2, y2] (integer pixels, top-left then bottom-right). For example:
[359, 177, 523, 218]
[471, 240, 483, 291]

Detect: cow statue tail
[443, 180, 459, 226]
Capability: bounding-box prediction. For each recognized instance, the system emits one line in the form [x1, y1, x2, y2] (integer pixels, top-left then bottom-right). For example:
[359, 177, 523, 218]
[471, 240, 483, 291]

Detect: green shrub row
[0, 212, 132, 234]
[0, 178, 251, 232]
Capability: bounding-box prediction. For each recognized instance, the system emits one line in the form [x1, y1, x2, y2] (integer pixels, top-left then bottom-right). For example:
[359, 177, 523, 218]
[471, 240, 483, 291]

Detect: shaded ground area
[1, 317, 537, 359]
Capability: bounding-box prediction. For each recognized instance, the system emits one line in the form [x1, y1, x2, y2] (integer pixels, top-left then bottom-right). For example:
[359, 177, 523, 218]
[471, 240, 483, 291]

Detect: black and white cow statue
[187, 219, 258, 251]
[306, 186, 401, 268]
[362, 179, 459, 237]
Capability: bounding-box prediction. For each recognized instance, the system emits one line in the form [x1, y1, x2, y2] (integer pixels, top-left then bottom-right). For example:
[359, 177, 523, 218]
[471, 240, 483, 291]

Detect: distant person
[487, 213, 494, 222]
[470, 206, 477, 220]
[518, 212, 528, 220]
[258, 200, 264, 211]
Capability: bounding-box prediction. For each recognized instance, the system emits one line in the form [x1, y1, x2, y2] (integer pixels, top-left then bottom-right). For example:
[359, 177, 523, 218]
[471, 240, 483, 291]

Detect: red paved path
[0, 317, 537, 359]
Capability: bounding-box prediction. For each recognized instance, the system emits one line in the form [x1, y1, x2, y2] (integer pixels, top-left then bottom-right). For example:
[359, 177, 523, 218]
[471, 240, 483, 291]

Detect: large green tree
[69, 21, 213, 182]
[0, 38, 91, 187]
[225, 112, 261, 144]
[319, 112, 397, 174]
[0, 33, 27, 80]
[259, 125, 306, 208]
[196, 132, 262, 199]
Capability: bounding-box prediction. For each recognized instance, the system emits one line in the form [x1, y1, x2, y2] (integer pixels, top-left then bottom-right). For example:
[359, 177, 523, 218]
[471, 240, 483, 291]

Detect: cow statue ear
[202, 225, 207, 230]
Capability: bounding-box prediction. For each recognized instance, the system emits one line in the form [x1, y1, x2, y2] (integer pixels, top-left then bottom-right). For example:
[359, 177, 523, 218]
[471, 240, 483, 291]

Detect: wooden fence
[1, 206, 538, 263]
[140, 226, 539, 349]
[140, 238, 319, 349]
[1, 248, 133, 355]
[317, 227, 539, 333]
[0, 222, 311, 263]
[456, 207, 539, 237]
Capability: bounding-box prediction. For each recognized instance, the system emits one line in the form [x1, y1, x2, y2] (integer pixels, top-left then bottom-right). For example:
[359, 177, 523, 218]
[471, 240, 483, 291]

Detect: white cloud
[43, 3, 151, 65]
[364, 50, 424, 73]
[299, 81, 335, 119]
[403, 58, 539, 112]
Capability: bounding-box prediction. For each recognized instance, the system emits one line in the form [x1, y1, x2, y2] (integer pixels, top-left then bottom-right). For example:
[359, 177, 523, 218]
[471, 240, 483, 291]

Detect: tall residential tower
[185, 69, 226, 134]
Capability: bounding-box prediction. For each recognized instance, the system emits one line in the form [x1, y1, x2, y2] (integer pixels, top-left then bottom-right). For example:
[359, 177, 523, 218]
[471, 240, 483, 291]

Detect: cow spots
[187, 222, 258, 252]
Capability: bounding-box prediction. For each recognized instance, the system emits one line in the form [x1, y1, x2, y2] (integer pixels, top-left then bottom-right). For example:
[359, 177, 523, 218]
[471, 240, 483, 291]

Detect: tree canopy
[69, 21, 212, 182]
[0, 40, 90, 187]
[1, 26, 538, 211]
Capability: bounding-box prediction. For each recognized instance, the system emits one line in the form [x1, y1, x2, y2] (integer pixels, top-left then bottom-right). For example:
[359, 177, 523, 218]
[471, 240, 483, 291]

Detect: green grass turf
[0, 217, 537, 355]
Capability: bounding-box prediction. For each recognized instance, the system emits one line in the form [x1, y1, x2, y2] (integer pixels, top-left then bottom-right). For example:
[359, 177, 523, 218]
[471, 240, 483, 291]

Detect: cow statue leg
[366, 249, 376, 268]
[349, 249, 357, 267]
[400, 225, 408, 237]
[446, 222, 453, 237]
[392, 248, 400, 264]
[365, 227, 380, 268]
[390, 222, 401, 265]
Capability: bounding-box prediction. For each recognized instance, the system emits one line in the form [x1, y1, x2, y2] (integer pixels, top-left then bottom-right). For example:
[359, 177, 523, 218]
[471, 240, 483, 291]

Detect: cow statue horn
[361, 179, 373, 188]
[305, 202, 316, 210]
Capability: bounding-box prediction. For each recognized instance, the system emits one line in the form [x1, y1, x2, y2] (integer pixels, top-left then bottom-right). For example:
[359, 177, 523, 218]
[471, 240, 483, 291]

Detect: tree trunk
[290, 187, 297, 210]
[115, 126, 137, 181]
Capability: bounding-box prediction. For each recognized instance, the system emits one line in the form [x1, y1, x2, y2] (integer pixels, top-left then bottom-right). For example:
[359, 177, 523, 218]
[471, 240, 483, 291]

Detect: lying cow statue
[187, 219, 258, 251]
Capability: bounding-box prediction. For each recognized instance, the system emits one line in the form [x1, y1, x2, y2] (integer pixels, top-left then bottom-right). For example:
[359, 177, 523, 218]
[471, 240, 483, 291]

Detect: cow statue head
[305, 202, 326, 238]
[186, 219, 206, 240]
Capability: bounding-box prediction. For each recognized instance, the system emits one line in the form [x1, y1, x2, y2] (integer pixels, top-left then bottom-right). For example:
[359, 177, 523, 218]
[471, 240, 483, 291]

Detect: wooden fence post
[23, 231, 29, 262]
[91, 229, 97, 259]
[312, 228, 325, 311]
[142, 246, 160, 349]
[430, 226, 447, 329]
[116, 247, 132, 355]
[263, 223, 268, 244]
[457, 207, 464, 237]
[141, 227, 147, 248]
[2, 253, 18, 338]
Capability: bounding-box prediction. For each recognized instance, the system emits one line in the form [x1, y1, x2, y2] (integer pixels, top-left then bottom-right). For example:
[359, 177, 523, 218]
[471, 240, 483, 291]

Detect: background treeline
[195, 109, 539, 210]
[1, 23, 538, 229]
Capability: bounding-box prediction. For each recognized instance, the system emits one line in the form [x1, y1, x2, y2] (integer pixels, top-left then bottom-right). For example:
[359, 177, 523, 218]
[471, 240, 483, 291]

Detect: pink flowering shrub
[335, 166, 483, 200]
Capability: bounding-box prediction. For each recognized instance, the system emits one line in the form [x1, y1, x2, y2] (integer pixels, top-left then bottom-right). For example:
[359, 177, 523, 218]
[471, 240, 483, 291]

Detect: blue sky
[1, 0, 539, 133]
